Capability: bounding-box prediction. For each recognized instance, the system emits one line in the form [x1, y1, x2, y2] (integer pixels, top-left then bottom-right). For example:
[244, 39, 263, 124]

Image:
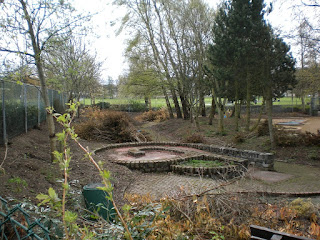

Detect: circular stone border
[93, 142, 274, 170]
[107, 146, 202, 172]
[171, 155, 246, 179]
[93, 142, 261, 175]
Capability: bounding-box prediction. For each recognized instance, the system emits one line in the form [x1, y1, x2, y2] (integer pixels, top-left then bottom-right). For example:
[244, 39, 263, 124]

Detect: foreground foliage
[123, 192, 320, 239]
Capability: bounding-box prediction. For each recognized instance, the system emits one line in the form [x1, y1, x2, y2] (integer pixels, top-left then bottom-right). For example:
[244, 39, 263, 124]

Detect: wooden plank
[271, 235, 283, 240]
[250, 225, 312, 240]
[251, 236, 266, 240]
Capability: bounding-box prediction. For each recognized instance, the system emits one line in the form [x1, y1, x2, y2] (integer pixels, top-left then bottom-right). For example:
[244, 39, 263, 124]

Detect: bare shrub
[274, 128, 320, 147]
[257, 120, 269, 136]
[183, 133, 206, 144]
[233, 132, 246, 143]
[136, 108, 169, 122]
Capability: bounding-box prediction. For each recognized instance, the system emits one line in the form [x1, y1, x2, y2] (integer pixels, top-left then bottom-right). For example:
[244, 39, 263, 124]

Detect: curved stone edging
[93, 142, 274, 170]
[211, 191, 320, 197]
[171, 154, 247, 179]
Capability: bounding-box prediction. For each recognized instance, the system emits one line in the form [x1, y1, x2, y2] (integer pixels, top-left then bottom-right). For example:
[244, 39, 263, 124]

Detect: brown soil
[0, 122, 138, 207]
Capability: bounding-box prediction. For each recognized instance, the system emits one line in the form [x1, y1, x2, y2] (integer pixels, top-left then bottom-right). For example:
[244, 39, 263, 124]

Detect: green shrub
[128, 100, 147, 112]
[8, 177, 28, 192]
[94, 102, 110, 109]
[290, 198, 316, 219]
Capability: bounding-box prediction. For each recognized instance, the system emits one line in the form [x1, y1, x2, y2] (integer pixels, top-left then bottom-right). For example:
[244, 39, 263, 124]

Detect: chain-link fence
[0, 80, 68, 145]
[0, 196, 51, 240]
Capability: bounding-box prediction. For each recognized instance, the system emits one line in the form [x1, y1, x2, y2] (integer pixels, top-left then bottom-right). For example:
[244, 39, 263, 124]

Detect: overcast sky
[72, 0, 316, 83]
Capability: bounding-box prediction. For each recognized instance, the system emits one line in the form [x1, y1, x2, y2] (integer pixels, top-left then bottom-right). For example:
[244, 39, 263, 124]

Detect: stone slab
[248, 170, 293, 183]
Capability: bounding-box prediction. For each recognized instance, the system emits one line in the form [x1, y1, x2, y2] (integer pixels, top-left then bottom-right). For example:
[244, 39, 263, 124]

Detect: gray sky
[73, 0, 316, 83]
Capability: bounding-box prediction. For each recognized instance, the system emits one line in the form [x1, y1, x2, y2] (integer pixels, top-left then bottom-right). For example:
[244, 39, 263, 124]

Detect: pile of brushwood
[74, 107, 149, 143]
[135, 108, 170, 122]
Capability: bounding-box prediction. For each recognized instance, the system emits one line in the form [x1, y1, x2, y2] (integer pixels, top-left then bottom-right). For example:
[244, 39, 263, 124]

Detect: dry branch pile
[74, 108, 148, 143]
[135, 108, 169, 122]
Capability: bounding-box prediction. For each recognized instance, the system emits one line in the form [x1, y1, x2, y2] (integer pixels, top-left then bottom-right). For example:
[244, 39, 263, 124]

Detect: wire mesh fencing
[0, 196, 51, 240]
[0, 80, 68, 145]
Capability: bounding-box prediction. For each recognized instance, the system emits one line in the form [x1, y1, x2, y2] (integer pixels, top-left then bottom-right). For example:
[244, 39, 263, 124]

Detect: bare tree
[0, 0, 90, 160]
[44, 38, 102, 103]
[114, 0, 213, 121]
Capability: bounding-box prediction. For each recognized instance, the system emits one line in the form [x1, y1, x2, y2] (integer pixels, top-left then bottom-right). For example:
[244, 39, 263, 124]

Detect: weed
[41, 167, 60, 184]
[308, 150, 320, 160]
[210, 227, 225, 240]
[8, 177, 28, 192]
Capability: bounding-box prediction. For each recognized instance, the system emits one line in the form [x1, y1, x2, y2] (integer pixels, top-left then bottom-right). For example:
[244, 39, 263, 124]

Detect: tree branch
[0, 48, 35, 58]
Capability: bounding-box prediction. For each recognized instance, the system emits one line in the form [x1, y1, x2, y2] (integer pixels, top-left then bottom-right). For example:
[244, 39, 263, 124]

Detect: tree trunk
[162, 86, 174, 118]
[177, 81, 189, 120]
[217, 103, 224, 133]
[199, 92, 206, 117]
[234, 81, 239, 131]
[245, 76, 251, 132]
[250, 99, 265, 132]
[212, 88, 225, 134]
[301, 94, 305, 112]
[144, 96, 149, 110]
[180, 95, 190, 120]
[21, 0, 56, 161]
[266, 95, 275, 148]
[171, 87, 182, 118]
[208, 94, 216, 125]
[148, 96, 152, 110]
[234, 101, 239, 131]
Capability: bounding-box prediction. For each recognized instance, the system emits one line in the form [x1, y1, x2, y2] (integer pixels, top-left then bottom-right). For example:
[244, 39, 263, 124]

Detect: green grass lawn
[82, 96, 308, 108]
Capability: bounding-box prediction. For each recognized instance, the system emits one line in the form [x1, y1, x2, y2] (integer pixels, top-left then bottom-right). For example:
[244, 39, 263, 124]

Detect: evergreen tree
[206, 0, 268, 132]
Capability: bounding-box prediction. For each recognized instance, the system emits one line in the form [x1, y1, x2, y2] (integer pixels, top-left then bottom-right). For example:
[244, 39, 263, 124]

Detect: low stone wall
[94, 142, 274, 170]
[171, 154, 248, 179]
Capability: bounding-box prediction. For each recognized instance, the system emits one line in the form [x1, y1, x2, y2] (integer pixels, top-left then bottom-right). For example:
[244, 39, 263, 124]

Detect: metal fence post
[24, 84, 27, 133]
[2, 80, 7, 144]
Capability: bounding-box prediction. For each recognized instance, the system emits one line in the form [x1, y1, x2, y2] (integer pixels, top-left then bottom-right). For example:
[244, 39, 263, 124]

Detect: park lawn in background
[82, 96, 308, 108]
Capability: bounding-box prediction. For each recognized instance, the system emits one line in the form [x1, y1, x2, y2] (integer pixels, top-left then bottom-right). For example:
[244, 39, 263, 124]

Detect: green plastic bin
[82, 183, 116, 222]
